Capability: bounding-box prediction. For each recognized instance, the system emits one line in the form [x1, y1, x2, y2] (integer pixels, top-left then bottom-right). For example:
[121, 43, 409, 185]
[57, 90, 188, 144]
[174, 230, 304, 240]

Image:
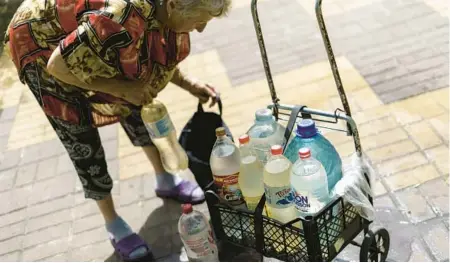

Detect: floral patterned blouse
[5, 0, 190, 127]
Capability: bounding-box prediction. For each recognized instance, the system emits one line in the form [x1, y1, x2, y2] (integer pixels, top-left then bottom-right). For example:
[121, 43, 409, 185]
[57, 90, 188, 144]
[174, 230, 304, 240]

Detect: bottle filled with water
[291, 147, 330, 216]
[247, 109, 286, 164]
[284, 119, 342, 191]
[263, 145, 298, 252]
[141, 100, 188, 174]
[238, 134, 264, 212]
[210, 127, 245, 239]
[263, 145, 298, 223]
[178, 204, 219, 262]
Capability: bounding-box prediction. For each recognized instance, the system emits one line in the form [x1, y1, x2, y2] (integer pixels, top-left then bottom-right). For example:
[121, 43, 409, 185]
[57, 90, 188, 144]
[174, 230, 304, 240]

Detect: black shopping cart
[204, 0, 391, 261]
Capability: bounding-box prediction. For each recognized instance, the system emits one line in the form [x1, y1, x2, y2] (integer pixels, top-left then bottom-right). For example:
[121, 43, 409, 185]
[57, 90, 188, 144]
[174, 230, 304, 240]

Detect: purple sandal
[155, 180, 205, 205]
[111, 233, 154, 262]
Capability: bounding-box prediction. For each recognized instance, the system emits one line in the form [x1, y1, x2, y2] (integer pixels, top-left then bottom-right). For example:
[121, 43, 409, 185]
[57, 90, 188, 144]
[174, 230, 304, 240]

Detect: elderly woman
[5, 0, 231, 260]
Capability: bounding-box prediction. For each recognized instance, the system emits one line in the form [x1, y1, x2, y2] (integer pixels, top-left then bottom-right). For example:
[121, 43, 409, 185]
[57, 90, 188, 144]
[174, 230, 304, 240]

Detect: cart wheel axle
[359, 228, 390, 262]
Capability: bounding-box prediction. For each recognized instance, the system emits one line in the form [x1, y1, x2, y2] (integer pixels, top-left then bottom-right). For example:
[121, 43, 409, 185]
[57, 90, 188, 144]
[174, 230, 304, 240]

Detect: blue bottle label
[264, 184, 294, 208]
[293, 190, 310, 213]
[144, 114, 174, 138]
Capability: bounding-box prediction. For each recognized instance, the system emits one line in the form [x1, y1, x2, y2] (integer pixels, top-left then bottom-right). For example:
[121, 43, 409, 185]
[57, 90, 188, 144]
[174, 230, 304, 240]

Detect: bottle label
[182, 215, 205, 235]
[144, 113, 174, 138]
[264, 184, 294, 208]
[292, 190, 311, 213]
[182, 230, 217, 260]
[213, 173, 244, 205]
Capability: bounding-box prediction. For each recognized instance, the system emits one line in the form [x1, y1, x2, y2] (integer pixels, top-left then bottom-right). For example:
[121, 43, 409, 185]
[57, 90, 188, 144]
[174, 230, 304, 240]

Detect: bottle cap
[296, 119, 317, 138]
[215, 127, 226, 137]
[255, 108, 273, 122]
[181, 204, 193, 214]
[298, 148, 311, 159]
[238, 134, 250, 144]
[270, 145, 283, 155]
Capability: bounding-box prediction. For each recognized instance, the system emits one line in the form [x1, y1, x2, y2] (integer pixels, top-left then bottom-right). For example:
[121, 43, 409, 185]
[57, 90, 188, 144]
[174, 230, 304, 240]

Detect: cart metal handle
[268, 103, 363, 157]
[250, 0, 355, 119]
[250, 0, 280, 119]
[315, 0, 353, 118]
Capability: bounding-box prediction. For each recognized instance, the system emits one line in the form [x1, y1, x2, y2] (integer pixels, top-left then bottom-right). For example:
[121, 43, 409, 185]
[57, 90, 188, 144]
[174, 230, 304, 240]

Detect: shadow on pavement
[104, 199, 184, 262]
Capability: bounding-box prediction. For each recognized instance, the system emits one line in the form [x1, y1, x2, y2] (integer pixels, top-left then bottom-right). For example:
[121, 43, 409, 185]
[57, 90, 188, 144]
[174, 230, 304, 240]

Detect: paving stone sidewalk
[0, 0, 448, 262]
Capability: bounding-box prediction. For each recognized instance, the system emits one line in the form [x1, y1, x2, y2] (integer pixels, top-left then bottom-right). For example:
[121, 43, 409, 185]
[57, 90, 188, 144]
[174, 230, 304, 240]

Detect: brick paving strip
[0, 0, 448, 261]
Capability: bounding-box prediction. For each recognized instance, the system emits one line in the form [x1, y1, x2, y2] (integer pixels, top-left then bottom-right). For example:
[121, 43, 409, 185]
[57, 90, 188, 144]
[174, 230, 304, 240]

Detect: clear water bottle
[238, 134, 264, 211]
[263, 145, 298, 252]
[210, 128, 245, 240]
[284, 119, 342, 191]
[210, 127, 245, 208]
[247, 109, 286, 164]
[263, 145, 297, 223]
[178, 204, 219, 262]
[141, 100, 188, 173]
[291, 148, 329, 216]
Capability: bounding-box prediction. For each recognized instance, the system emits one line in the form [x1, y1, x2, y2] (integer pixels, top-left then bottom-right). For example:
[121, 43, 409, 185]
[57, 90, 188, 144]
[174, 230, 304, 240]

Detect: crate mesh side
[315, 202, 360, 260]
[218, 207, 256, 248]
[262, 218, 308, 262]
[212, 199, 361, 262]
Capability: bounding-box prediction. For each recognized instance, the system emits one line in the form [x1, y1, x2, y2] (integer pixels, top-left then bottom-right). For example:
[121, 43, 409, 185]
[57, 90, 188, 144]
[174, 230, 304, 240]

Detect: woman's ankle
[96, 194, 119, 224]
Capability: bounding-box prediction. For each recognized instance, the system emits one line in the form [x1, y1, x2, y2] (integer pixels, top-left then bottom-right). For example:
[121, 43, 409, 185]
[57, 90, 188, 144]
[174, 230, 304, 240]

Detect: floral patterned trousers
[23, 63, 154, 200]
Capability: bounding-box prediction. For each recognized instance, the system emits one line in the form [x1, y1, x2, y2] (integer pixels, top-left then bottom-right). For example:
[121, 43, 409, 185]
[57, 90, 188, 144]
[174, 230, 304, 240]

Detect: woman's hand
[189, 82, 219, 107]
[170, 67, 219, 107]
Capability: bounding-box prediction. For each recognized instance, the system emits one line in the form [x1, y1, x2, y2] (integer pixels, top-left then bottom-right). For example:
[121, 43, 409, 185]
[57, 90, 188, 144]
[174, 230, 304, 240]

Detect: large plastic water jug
[247, 109, 285, 164]
[284, 119, 342, 191]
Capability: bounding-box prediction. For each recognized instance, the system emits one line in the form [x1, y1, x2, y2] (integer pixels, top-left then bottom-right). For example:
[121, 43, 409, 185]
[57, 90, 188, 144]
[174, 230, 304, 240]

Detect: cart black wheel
[359, 228, 390, 262]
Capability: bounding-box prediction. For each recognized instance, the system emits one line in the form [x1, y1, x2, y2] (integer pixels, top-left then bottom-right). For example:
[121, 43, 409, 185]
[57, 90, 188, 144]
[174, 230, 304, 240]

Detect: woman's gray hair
[173, 0, 232, 18]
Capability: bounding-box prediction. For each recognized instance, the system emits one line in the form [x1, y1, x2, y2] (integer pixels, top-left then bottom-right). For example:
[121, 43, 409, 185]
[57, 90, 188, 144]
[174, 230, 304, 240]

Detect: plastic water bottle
[238, 134, 264, 211]
[210, 128, 246, 240]
[210, 127, 245, 208]
[284, 119, 342, 191]
[141, 100, 188, 173]
[263, 145, 298, 252]
[178, 204, 219, 262]
[263, 145, 297, 223]
[248, 109, 286, 164]
[291, 148, 329, 216]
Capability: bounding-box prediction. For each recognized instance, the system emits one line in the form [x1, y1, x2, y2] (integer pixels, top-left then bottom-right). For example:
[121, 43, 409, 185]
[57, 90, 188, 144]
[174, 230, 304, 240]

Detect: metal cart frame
[204, 0, 390, 261]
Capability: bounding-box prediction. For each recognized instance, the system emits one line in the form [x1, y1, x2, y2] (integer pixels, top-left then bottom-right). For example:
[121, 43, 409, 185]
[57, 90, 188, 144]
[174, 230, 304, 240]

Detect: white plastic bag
[331, 152, 375, 221]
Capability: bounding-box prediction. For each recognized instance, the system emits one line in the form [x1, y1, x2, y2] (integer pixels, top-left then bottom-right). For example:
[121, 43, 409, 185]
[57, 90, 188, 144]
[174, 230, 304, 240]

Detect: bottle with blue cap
[284, 119, 342, 191]
[247, 108, 286, 164]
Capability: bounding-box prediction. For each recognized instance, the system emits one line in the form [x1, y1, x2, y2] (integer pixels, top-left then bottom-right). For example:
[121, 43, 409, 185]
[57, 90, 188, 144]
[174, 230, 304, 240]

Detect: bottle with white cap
[247, 108, 286, 164]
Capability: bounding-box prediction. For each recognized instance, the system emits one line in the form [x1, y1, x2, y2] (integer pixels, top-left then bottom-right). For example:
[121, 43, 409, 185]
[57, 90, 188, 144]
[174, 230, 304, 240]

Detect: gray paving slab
[0, 0, 448, 262]
[190, 0, 449, 103]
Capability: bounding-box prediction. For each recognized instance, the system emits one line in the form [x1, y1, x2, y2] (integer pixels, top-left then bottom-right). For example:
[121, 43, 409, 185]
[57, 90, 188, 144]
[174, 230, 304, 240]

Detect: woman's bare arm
[170, 66, 218, 107]
[170, 66, 195, 92]
[47, 47, 152, 105]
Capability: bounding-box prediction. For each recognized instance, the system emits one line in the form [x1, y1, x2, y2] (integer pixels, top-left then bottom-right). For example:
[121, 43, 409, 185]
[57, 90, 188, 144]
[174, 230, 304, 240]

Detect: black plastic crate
[205, 182, 366, 262]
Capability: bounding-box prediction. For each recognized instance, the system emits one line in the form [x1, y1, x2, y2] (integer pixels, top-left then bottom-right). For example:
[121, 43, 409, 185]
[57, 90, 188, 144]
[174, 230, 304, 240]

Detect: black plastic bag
[178, 100, 234, 190]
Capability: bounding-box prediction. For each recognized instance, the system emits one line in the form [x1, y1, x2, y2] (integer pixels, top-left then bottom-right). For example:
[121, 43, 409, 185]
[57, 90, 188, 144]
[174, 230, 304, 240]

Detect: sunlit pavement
[0, 0, 448, 261]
